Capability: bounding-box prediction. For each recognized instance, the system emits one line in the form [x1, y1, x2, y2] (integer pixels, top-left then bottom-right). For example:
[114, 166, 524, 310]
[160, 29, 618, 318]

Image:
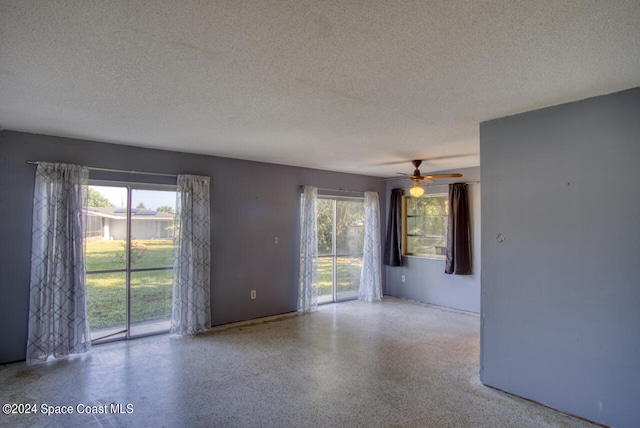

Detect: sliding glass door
[317, 197, 365, 303]
[84, 183, 177, 342]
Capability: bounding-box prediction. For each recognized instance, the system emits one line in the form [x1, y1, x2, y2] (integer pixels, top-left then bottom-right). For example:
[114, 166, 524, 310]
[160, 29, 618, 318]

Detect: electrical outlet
[273, 236, 279, 244]
[250, 290, 256, 299]
[401, 275, 406, 283]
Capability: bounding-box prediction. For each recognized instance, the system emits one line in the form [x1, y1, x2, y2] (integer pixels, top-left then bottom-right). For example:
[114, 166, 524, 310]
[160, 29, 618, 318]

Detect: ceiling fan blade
[423, 173, 463, 179]
[382, 176, 410, 181]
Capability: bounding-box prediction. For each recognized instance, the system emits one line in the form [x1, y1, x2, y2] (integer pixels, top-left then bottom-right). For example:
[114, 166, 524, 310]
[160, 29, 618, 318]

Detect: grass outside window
[86, 239, 174, 330]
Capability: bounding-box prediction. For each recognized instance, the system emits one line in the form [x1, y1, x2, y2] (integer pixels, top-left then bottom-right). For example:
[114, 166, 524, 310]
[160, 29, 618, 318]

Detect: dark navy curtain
[383, 188, 403, 267]
[445, 183, 472, 275]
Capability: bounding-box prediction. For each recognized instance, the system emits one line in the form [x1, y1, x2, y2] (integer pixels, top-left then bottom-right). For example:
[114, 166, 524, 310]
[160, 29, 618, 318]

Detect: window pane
[85, 185, 127, 271]
[336, 256, 361, 301]
[336, 200, 364, 255]
[406, 198, 421, 216]
[407, 236, 447, 258]
[86, 272, 126, 337]
[425, 215, 447, 237]
[130, 189, 177, 269]
[316, 197, 364, 304]
[128, 239, 175, 270]
[129, 270, 172, 336]
[426, 196, 448, 216]
[408, 216, 447, 237]
[404, 194, 449, 258]
[318, 256, 333, 303]
[317, 199, 333, 256]
[407, 217, 427, 235]
[86, 239, 127, 271]
[407, 196, 448, 216]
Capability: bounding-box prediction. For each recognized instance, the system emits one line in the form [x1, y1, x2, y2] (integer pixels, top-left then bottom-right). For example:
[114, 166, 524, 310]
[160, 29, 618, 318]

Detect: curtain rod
[26, 161, 178, 178]
[302, 186, 371, 194]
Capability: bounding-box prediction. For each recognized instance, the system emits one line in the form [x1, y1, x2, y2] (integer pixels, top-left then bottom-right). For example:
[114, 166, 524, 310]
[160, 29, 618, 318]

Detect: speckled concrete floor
[1, 297, 597, 428]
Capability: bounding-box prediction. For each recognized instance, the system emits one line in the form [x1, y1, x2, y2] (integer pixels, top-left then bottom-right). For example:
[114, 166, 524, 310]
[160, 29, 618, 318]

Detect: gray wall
[0, 130, 386, 364]
[480, 87, 640, 427]
[384, 167, 481, 313]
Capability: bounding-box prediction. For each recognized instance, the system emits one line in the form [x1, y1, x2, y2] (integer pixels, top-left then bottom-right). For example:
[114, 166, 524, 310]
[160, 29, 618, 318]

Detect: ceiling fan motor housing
[411, 159, 423, 179]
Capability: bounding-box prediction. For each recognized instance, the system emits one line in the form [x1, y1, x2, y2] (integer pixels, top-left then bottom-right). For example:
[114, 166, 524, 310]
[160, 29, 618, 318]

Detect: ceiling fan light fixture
[409, 183, 425, 197]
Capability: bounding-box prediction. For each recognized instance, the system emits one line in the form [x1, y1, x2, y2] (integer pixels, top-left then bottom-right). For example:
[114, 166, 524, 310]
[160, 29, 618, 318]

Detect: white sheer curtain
[298, 186, 318, 312]
[359, 191, 383, 302]
[171, 174, 211, 335]
[26, 162, 91, 363]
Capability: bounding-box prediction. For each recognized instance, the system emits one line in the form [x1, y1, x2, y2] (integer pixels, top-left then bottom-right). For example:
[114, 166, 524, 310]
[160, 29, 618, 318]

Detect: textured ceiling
[1, 1, 639, 177]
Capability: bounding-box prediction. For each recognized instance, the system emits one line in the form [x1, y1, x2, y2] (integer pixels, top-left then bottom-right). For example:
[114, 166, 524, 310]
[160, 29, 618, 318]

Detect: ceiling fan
[388, 160, 462, 197]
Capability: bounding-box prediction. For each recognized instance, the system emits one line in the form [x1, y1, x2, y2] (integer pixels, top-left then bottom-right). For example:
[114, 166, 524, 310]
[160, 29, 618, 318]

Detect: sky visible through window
[89, 185, 176, 210]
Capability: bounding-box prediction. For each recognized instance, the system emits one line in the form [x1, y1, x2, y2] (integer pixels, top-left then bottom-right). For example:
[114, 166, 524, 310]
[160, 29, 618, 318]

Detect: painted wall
[480, 87, 640, 427]
[384, 167, 481, 313]
[0, 130, 386, 364]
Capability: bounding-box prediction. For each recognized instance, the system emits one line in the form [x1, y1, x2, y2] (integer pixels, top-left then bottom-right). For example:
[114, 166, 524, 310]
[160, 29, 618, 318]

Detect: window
[317, 196, 364, 303]
[402, 194, 448, 259]
[84, 181, 177, 342]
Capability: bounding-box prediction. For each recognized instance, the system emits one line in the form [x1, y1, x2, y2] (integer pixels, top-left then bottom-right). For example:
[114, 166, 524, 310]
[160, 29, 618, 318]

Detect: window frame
[316, 195, 365, 304]
[85, 180, 178, 343]
[401, 193, 449, 259]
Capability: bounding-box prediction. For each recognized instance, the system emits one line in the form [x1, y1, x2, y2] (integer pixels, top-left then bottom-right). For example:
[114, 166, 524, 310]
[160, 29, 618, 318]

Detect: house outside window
[402, 194, 448, 259]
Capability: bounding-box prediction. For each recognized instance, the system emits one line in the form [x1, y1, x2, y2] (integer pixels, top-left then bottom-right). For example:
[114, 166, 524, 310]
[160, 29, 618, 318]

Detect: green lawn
[85, 240, 174, 330]
[318, 256, 362, 298]
[86, 239, 174, 271]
